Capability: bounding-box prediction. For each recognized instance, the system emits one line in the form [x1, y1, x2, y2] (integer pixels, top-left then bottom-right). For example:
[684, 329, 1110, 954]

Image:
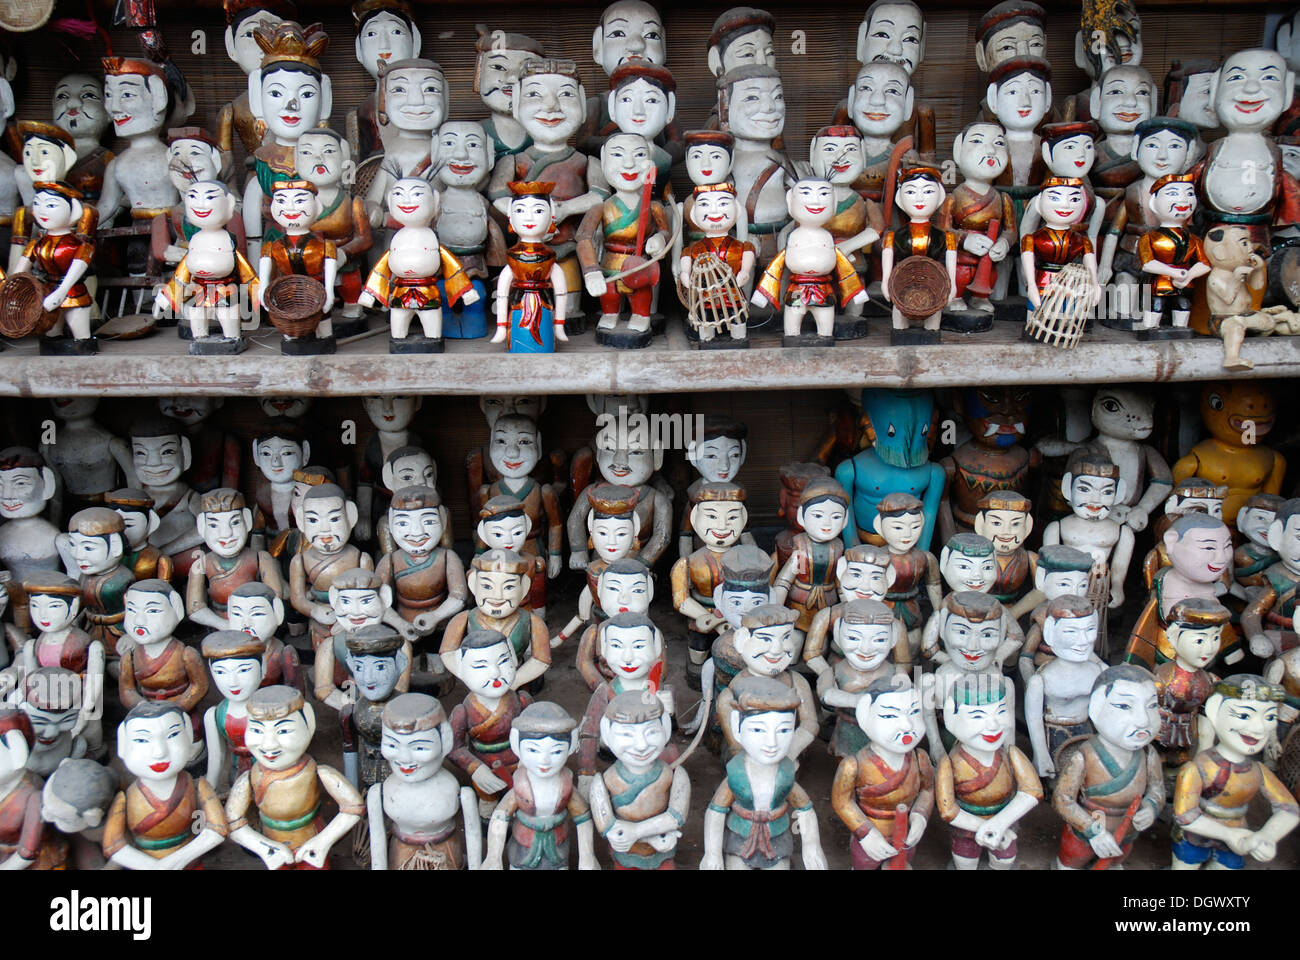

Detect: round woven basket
[889, 255, 949, 322]
[0, 274, 57, 338]
[263, 275, 327, 337]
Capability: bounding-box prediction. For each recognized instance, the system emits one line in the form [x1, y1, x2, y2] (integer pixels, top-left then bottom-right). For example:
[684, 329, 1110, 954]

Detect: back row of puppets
[0, 0, 1298, 361]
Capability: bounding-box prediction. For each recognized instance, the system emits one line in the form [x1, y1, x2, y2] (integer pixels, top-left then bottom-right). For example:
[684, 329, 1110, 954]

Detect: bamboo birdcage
[686, 250, 747, 341]
[1026, 263, 1094, 350]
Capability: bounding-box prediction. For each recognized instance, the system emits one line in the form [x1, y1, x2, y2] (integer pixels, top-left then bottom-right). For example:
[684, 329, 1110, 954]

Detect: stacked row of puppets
[0, 377, 1292, 870]
[0, 0, 1298, 359]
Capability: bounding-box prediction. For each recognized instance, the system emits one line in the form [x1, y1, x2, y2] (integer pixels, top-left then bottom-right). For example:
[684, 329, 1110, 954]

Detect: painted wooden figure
[338, 625, 411, 795]
[816, 598, 909, 759]
[257, 179, 338, 353]
[40, 757, 118, 870]
[313, 568, 417, 712]
[97, 58, 178, 225]
[1134, 172, 1208, 339]
[972, 492, 1037, 606]
[375, 485, 467, 640]
[568, 557, 655, 692]
[671, 482, 747, 673]
[40, 400, 131, 524]
[287, 483, 372, 661]
[55, 507, 134, 658]
[880, 165, 957, 341]
[103, 488, 173, 583]
[937, 386, 1035, 543]
[678, 182, 754, 346]
[493, 181, 569, 353]
[1020, 176, 1101, 320]
[1025, 595, 1105, 778]
[940, 122, 1017, 322]
[0, 448, 60, 582]
[185, 488, 285, 633]
[1152, 599, 1227, 776]
[12, 182, 96, 355]
[201, 630, 267, 791]
[1241, 499, 1300, 661]
[1017, 544, 1097, 683]
[349, 0, 422, 164]
[771, 478, 850, 635]
[226, 581, 302, 692]
[473, 25, 543, 161]
[215, 0, 296, 158]
[52, 72, 115, 201]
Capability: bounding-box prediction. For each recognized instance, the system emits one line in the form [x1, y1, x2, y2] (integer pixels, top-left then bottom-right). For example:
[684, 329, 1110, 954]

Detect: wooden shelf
[1, 316, 1295, 397]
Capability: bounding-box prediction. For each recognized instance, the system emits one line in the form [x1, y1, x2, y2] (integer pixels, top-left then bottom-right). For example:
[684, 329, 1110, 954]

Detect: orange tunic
[1137, 228, 1206, 297]
[832, 747, 935, 839]
[1173, 748, 1298, 849]
[264, 234, 337, 284]
[23, 233, 94, 308]
[103, 774, 226, 862]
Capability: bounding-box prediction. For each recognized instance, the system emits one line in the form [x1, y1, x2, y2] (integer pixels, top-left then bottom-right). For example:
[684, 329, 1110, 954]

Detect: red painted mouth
[804, 205, 826, 215]
[397, 203, 420, 214]
[1240, 734, 1260, 746]
[865, 112, 890, 122]
[981, 733, 1001, 743]
[1018, 108, 1032, 117]
[700, 168, 713, 176]
[315, 164, 328, 175]
[621, 172, 640, 181]
[617, 606, 629, 613]
[280, 115, 301, 126]
[398, 763, 417, 774]
[1235, 100, 1266, 114]
[449, 163, 475, 175]
[1075, 160, 1086, 167]
[901, 734, 914, 745]
[150, 762, 170, 772]
[113, 115, 132, 127]
[1055, 209, 1074, 218]
[504, 460, 523, 470]
[536, 116, 564, 127]
[282, 212, 303, 220]
[1114, 111, 1141, 123]
[229, 688, 242, 696]
[620, 665, 639, 673]
[490, 679, 503, 689]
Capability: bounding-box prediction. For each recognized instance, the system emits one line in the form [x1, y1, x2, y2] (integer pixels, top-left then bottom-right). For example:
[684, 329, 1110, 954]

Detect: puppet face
[690, 500, 746, 549]
[811, 135, 866, 185]
[118, 711, 192, 781]
[797, 497, 849, 543]
[478, 514, 529, 553]
[1090, 678, 1160, 751]
[859, 2, 924, 73]
[167, 138, 222, 194]
[877, 511, 925, 553]
[600, 623, 659, 679]
[943, 695, 1009, 752]
[31, 192, 78, 233]
[259, 67, 327, 142]
[1201, 383, 1275, 447]
[788, 179, 835, 227]
[124, 588, 182, 645]
[346, 653, 403, 701]
[384, 65, 445, 133]
[857, 687, 923, 752]
[737, 624, 799, 677]
[734, 710, 796, 764]
[301, 495, 354, 552]
[389, 507, 443, 558]
[28, 594, 79, 633]
[601, 716, 669, 768]
[1167, 622, 1221, 670]
[270, 187, 322, 232]
[836, 620, 894, 672]
[104, 74, 166, 138]
[295, 132, 346, 190]
[53, 73, 108, 141]
[1036, 183, 1087, 229]
[685, 144, 732, 184]
[468, 569, 527, 619]
[595, 434, 657, 488]
[610, 78, 673, 141]
[244, 708, 314, 771]
[364, 395, 420, 432]
[954, 123, 1008, 181]
[1095, 68, 1155, 135]
[22, 137, 74, 183]
[837, 561, 891, 603]
[357, 12, 417, 78]
[515, 734, 572, 778]
[516, 72, 585, 144]
[598, 570, 652, 616]
[1135, 130, 1191, 181]
[980, 20, 1045, 71]
[990, 72, 1050, 133]
[941, 613, 1002, 673]
[227, 11, 287, 74]
[1045, 134, 1096, 177]
[0, 466, 51, 519]
[848, 63, 911, 138]
[1166, 523, 1234, 585]
[1237, 506, 1276, 548]
[489, 419, 541, 480]
[210, 657, 264, 703]
[387, 452, 436, 490]
[158, 397, 217, 426]
[715, 587, 766, 629]
[1040, 568, 1092, 600]
[1177, 71, 1218, 128]
[1206, 693, 1276, 758]
[1043, 612, 1099, 662]
[64, 533, 118, 575]
[434, 121, 491, 189]
[459, 639, 516, 697]
[201, 508, 250, 558]
[1091, 387, 1154, 441]
[726, 76, 785, 142]
[1282, 143, 1300, 180]
[330, 587, 386, 632]
[183, 182, 235, 231]
[254, 436, 306, 484]
[1067, 473, 1119, 521]
[478, 46, 534, 114]
[381, 724, 445, 783]
[717, 28, 776, 75]
[387, 179, 437, 228]
[1214, 50, 1293, 133]
[896, 176, 944, 220]
[962, 386, 1030, 451]
[227, 594, 282, 642]
[1150, 182, 1197, 224]
[601, 133, 654, 191]
[508, 196, 555, 243]
[975, 509, 1032, 554]
[590, 515, 638, 562]
[688, 190, 739, 235]
[595, 1, 666, 74]
[941, 548, 997, 593]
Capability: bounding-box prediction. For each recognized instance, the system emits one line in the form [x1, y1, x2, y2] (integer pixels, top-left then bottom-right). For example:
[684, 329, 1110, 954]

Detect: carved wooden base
[1135, 326, 1194, 342]
[833, 315, 869, 340]
[331, 314, 369, 339]
[695, 333, 750, 350]
[282, 335, 338, 355]
[891, 328, 941, 346]
[941, 307, 995, 333]
[189, 336, 246, 356]
[993, 295, 1030, 323]
[595, 326, 653, 349]
[783, 333, 835, 349]
[390, 335, 445, 354]
[563, 313, 588, 337]
[39, 336, 97, 356]
[1098, 315, 1141, 332]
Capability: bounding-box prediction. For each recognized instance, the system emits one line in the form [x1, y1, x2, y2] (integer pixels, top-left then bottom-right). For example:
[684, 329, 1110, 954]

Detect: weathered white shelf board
[0, 319, 1296, 397]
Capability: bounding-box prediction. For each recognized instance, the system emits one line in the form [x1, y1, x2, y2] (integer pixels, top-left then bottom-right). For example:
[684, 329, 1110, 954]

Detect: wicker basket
[263, 275, 327, 338]
[1025, 263, 1093, 350]
[0, 274, 57, 338]
[889, 256, 950, 323]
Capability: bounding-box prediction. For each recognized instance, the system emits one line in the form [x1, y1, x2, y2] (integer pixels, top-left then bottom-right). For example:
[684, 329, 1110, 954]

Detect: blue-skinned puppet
[835, 389, 945, 550]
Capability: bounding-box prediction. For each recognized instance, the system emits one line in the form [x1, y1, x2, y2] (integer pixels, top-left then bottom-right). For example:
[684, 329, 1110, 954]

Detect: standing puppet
[493, 181, 569, 353]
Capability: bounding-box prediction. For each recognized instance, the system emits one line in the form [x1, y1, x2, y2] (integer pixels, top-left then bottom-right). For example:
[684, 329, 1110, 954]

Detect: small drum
[0, 274, 57, 339]
[889, 256, 949, 323]
[1026, 263, 1093, 349]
